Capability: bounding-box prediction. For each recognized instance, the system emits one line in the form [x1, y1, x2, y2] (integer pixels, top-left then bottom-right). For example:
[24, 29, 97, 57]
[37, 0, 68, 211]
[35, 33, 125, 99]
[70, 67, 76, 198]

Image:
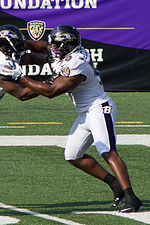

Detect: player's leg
[65, 114, 107, 180]
[102, 151, 130, 191]
[65, 114, 123, 207]
[89, 99, 142, 212]
[102, 150, 142, 212]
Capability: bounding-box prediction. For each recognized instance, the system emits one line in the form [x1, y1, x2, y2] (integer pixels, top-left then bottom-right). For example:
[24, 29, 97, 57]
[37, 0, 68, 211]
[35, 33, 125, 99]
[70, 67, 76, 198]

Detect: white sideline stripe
[0, 135, 149, 147]
[0, 126, 25, 129]
[0, 216, 20, 224]
[0, 136, 67, 147]
[116, 125, 150, 127]
[1, 125, 150, 128]
[0, 203, 85, 225]
[73, 210, 150, 224]
[117, 134, 150, 147]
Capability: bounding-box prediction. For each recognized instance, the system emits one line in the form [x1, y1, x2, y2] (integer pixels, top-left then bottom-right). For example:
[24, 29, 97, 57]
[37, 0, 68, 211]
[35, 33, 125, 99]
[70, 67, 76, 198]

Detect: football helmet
[48, 25, 81, 59]
[0, 24, 25, 57]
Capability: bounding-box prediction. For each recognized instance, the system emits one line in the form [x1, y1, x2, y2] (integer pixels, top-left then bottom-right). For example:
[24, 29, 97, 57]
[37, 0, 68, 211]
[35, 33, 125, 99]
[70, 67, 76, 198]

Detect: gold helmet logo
[27, 20, 46, 41]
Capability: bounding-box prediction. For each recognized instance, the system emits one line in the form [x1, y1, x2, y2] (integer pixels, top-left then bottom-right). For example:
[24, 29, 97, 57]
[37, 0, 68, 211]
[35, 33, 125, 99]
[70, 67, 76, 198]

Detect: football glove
[0, 62, 24, 81]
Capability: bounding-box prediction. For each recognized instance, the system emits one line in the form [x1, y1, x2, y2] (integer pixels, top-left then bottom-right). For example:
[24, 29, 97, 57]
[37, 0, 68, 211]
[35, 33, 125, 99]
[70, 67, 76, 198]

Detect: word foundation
[0, 0, 97, 9]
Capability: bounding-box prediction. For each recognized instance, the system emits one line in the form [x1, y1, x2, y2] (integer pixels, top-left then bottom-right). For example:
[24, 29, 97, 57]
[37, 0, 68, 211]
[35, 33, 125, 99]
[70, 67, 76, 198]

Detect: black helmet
[0, 24, 25, 56]
[48, 25, 81, 59]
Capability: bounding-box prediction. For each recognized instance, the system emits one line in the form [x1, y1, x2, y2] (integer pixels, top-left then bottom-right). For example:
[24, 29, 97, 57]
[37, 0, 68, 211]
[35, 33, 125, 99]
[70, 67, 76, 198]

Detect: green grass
[110, 92, 150, 134]
[0, 145, 149, 225]
[0, 93, 76, 135]
[0, 92, 149, 135]
[0, 92, 149, 224]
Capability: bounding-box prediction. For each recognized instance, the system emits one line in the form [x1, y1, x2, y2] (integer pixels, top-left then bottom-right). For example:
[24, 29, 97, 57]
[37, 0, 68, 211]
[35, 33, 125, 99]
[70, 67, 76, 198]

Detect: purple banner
[0, 0, 150, 50]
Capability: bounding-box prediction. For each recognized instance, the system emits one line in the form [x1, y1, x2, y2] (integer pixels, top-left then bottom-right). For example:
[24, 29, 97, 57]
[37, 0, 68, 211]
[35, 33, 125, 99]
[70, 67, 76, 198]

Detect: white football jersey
[0, 51, 20, 73]
[0, 51, 21, 100]
[51, 47, 110, 113]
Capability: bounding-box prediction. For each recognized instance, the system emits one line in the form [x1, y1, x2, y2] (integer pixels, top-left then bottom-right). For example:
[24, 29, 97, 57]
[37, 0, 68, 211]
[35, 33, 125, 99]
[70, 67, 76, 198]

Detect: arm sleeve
[61, 57, 94, 82]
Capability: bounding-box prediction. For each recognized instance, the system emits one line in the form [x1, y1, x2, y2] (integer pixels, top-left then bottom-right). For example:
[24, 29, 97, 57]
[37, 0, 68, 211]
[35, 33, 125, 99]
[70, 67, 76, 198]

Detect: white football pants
[65, 99, 117, 160]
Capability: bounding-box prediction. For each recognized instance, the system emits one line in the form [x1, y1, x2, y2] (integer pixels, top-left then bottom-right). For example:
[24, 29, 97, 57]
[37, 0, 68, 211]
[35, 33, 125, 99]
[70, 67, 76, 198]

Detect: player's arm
[0, 61, 85, 98]
[20, 52, 53, 66]
[0, 76, 39, 101]
[25, 40, 48, 54]
[21, 39, 53, 65]
[21, 74, 85, 98]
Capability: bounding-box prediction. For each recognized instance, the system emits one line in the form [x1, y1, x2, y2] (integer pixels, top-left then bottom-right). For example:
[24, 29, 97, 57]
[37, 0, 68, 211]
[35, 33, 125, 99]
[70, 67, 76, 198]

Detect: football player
[0, 25, 142, 213]
[0, 24, 52, 100]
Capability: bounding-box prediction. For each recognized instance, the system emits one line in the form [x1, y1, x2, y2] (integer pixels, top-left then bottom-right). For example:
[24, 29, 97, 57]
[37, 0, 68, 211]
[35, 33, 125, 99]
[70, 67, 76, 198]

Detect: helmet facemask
[0, 25, 25, 58]
[48, 25, 81, 60]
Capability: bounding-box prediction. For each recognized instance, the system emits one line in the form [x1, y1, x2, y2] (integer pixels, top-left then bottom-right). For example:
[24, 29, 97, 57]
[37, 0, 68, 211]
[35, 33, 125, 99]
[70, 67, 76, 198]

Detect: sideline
[0, 203, 85, 225]
[73, 210, 150, 224]
[0, 216, 20, 224]
[0, 136, 149, 225]
[0, 135, 149, 147]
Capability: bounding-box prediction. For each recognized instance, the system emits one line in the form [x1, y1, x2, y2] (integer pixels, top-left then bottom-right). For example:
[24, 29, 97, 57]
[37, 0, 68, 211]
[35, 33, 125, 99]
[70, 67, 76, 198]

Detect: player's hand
[0, 62, 25, 81]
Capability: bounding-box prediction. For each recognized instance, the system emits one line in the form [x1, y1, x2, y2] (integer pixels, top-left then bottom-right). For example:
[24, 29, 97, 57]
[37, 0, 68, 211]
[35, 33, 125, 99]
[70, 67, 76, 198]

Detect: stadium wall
[0, 0, 150, 91]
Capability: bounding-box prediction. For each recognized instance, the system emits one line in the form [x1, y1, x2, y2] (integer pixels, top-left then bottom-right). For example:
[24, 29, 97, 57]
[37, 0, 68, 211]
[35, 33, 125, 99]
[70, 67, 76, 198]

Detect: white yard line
[0, 216, 20, 224]
[73, 210, 150, 224]
[117, 134, 150, 147]
[0, 136, 149, 225]
[0, 135, 149, 147]
[116, 125, 150, 127]
[0, 203, 85, 225]
[0, 126, 25, 129]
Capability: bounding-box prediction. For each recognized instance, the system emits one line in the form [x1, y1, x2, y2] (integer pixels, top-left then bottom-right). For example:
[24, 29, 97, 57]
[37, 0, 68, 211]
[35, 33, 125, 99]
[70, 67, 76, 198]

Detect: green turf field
[0, 92, 149, 225]
[0, 92, 150, 135]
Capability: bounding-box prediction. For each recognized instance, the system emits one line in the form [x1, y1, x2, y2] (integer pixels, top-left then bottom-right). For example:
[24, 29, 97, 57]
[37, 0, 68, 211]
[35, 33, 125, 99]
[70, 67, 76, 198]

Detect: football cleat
[111, 190, 124, 207]
[120, 196, 143, 213]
